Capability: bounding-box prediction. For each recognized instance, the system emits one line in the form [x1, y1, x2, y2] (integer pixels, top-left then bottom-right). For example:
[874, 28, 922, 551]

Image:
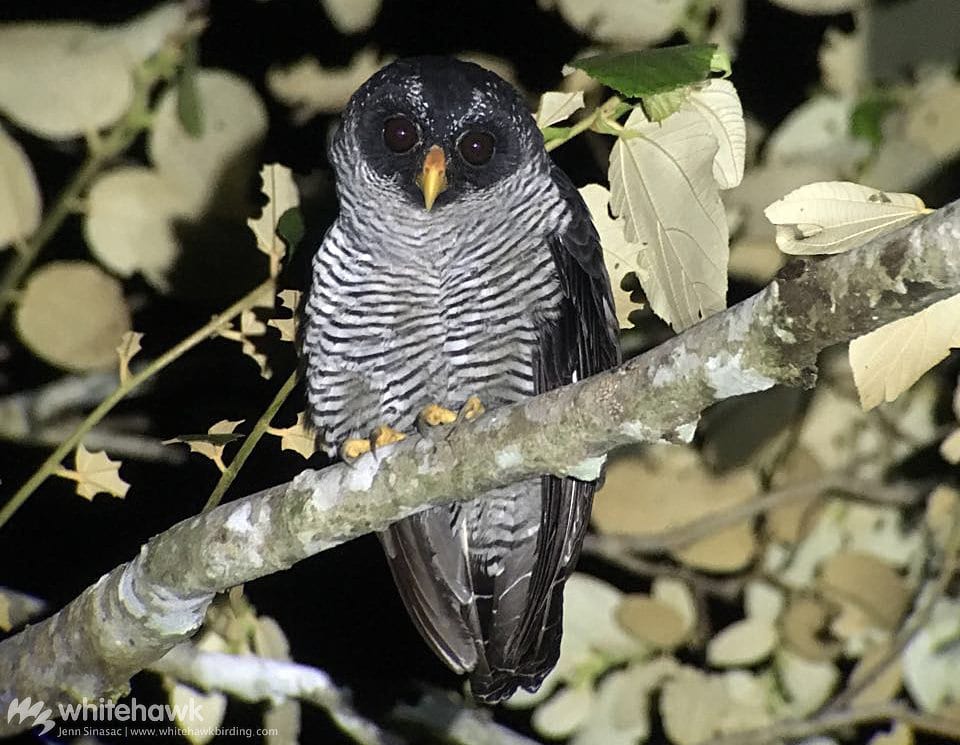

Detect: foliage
[1, 1, 960, 744]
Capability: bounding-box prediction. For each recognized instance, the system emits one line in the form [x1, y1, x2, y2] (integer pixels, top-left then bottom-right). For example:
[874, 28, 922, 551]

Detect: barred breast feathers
[302, 154, 569, 455]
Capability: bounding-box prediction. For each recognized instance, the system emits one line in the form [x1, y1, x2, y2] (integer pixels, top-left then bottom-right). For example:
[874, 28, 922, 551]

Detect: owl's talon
[340, 438, 372, 461]
[419, 403, 458, 428]
[372, 425, 406, 449]
[460, 396, 485, 422]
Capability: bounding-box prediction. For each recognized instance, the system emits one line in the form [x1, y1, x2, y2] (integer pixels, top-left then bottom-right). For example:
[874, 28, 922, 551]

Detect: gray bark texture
[2, 199, 960, 735]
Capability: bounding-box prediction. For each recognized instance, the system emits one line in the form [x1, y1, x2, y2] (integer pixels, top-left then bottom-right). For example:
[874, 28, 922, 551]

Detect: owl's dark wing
[497, 165, 621, 692]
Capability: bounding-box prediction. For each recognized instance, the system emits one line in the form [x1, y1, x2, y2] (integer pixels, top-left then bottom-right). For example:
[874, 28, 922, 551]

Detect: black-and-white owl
[301, 57, 620, 702]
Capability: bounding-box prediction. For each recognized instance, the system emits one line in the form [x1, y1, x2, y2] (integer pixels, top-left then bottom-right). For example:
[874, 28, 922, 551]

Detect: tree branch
[2, 199, 960, 735]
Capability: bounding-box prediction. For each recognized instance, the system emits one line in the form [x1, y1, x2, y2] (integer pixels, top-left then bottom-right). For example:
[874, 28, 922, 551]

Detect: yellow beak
[417, 145, 447, 211]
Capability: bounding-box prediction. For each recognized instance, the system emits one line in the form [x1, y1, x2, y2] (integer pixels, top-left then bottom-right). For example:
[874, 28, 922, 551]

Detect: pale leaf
[780, 596, 842, 661]
[849, 641, 903, 706]
[268, 49, 387, 120]
[941, 428, 960, 465]
[660, 667, 729, 745]
[902, 598, 960, 712]
[616, 594, 687, 649]
[546, 0, 687, 45]
[593, 447, 758, 572]
[770, 0, 867, 12]
[868, 723, 914, 745]
[105, 4, 187, 62]
[905, 71, 960, 161]
[150, 70, 268, 209]
[268, 289, 301, 342]
[745, 580, 785, 622]
[268, 412, 317, 459]
[766, 95, 868, 172]
[60, 444, 130, 501]
[536, 91, 585, 129]
[220, 311, 272, 380]
[0, 125, 41, 249]
[775, 649, 839, 716]
[15, 261, 132, 371]
[0, 24, 132, 138]
[764, 181, 930, 256]
[164, 420, 245, 469]
[0, 6, 184, 139]
[265, 701, 301, 745]
[254, 616, 291, 660]
[690, 79, 746, 189]
[642, 88, 692, 123]
[816, 551, 908, 630]
[531, 684, 593, 739]
[652, 577, 697, 638]
[84, 166, 188, 293]
[609, 106, 727, 331]
[849, 293, 960, 410]
[167, 682, 226, 745]
[579, 184, 643, 328]
[320, 0, 381, 34]
[707, 617, 777, 667]
[0, 588, 46, 632]
[457, 53, 519, 88]
[249, 163, 299, 274]
[116, 331, 144, 385]
[571, 664, 659, 745]
[562, 573, 648, 662]
[819, 26, 865, 97]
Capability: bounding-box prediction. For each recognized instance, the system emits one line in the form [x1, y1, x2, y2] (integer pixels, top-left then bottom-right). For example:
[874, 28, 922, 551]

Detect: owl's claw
[340, 438, 372, 461]
[419, 403, 458, 428]
[340, 425, 406, 462]
[417, 397, 486, 440]
[459, 396, 485, 422]
[371, 425, 406, 449]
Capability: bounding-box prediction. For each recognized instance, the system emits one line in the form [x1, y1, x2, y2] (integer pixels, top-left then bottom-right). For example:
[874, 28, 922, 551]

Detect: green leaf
[850, 94, 899, 147]
[570, 44, 719, 99]
[276, 206, 304, 257]
[176, 38, 204, 137]
[167, 433, 245, 447]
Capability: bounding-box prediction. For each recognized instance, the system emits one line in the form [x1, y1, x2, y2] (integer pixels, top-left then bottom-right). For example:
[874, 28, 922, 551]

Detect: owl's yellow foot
[419, 403, 458, 427]
[340, 425, 406, 461]
[372, 425, 406, 448]
[340, 438, 372, 460]
[460, 396, 485, 422]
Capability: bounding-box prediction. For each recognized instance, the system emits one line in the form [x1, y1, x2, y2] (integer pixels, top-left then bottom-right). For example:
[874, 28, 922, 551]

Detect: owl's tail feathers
[467, 644, 560, 704]
[467, 572, 568, 704]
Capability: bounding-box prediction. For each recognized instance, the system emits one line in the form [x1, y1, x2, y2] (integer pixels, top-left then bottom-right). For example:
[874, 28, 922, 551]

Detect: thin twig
[822, 499, 960, 712]
[703, 702, 960, 745]
[0, 279, 275, 529]
[204, 368, 298, 511]
[600, 474, 920, 555]
[582, 535, 747, 601]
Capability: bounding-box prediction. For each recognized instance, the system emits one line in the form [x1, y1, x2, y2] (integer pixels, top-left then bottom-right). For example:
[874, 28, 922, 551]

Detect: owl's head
[332, 56, 545, 212]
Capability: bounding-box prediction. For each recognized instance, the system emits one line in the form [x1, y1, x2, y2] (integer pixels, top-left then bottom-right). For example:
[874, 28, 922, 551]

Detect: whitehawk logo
[6, 697, 55, 735]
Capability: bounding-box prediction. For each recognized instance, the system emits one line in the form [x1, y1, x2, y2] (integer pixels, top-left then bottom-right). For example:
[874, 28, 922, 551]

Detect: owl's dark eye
[457, 130, 495, 166]
[383, 116, 419, 153]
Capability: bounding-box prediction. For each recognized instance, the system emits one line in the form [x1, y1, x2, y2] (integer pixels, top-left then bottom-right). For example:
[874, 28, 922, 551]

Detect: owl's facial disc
[340, 57, 543, 211]
[417, 146, 447, 210]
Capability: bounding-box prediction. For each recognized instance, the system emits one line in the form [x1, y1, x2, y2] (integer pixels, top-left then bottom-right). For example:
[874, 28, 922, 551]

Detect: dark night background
[1, 1, 957, 744]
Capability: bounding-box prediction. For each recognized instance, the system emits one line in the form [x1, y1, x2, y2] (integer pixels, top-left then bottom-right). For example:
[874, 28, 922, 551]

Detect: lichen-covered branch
[2, 200, 959, 735]
[150, 644, 395, 745]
